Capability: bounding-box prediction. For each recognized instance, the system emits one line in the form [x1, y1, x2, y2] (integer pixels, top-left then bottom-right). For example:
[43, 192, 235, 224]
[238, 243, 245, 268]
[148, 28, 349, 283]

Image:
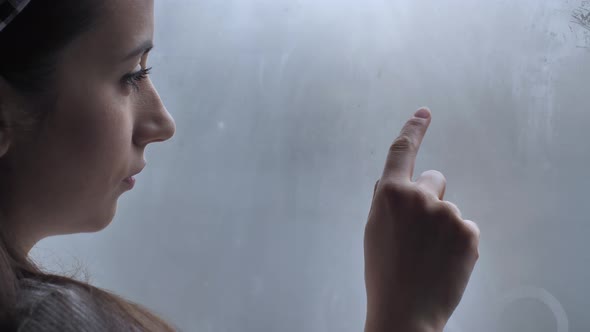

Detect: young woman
[0, 1, 480, 331]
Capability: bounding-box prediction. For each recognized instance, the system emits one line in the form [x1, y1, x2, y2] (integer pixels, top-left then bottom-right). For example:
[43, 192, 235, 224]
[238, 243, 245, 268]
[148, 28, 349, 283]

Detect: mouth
[123, 176, 136, 188]
[123, 162, 146, 188]
[123, 176, 135, 188]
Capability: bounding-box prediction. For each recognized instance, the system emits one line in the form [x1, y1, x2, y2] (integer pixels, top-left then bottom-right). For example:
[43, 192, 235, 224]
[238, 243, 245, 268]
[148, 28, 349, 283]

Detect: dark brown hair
[0, 1, 176, 330]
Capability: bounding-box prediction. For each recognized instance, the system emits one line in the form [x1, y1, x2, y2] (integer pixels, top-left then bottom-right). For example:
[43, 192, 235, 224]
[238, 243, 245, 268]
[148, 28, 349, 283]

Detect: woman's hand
[364, 108, 480, 332]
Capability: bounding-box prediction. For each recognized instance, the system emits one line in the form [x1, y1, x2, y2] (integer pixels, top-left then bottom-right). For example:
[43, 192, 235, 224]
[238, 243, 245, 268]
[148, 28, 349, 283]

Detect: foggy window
[31, 1, 590, 331]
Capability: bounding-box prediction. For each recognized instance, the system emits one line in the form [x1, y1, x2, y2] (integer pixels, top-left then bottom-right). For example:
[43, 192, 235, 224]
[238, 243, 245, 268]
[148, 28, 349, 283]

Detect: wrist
[365, 313, 444, 332]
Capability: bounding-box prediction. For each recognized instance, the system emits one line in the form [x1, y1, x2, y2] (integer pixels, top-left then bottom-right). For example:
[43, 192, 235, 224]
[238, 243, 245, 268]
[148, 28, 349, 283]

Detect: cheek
[8, 82, 135, 229]
[44, 83, 134, 188]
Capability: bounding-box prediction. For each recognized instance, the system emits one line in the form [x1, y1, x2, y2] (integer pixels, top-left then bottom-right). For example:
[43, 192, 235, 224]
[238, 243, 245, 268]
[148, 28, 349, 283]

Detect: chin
[84, 203, 118, 233]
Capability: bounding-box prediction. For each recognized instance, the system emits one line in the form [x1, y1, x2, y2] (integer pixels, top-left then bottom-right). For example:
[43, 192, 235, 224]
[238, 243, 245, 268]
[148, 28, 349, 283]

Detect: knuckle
[380, 180, 407, 198]
[428, 203, 480, 256]
[469, 237, 480, 260]
[422, 169, 444, 178]
[443, 201, 461, 217]
[468, 232, 480, 252]
[412, 188, 431, 207]
[464, 220, 481, 239]
[458, 222, 480, 252]
[426, 170, 446, 184]
[380, 180, 422, 204]
[406, 117, 425, 130]
[390, 135, 415, 153]
[430, 202, 455, 221]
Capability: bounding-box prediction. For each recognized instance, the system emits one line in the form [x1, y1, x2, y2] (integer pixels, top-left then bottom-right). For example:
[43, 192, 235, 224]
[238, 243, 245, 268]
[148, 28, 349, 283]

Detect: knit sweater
[13, 278, 136, 332]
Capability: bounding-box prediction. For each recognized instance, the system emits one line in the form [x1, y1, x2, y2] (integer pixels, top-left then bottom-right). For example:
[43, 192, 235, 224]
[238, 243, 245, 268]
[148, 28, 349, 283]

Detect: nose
[133, 81, 176, 147]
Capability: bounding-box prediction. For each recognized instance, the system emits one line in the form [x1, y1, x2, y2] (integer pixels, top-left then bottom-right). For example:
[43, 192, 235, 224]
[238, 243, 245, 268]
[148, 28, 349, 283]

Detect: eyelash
[123, 67, 152, 90]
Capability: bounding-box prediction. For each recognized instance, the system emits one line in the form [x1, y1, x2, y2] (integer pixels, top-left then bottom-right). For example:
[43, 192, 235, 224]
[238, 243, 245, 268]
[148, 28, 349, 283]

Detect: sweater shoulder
[14, 278, 111, 332]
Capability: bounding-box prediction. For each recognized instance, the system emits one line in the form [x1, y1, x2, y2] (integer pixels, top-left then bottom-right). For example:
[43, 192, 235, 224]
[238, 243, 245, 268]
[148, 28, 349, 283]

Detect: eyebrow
[123, 40, 154, 61]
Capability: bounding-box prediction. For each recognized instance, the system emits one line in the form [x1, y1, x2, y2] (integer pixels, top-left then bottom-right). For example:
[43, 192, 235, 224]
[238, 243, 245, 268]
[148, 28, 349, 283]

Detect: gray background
[30, 0, 590, 331]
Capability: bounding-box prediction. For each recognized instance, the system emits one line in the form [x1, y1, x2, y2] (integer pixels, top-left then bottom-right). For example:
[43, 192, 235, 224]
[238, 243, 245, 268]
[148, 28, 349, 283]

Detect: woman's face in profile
[4, 0, 175, 250]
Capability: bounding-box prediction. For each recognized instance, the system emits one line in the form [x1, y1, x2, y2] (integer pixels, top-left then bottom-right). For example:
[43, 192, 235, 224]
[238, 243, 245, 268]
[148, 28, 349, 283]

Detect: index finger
[382, 107, 432, 181]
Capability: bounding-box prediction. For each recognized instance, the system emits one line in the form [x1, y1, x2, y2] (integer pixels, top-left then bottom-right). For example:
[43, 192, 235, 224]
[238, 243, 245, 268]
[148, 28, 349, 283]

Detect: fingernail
[414, 107, 431, 119]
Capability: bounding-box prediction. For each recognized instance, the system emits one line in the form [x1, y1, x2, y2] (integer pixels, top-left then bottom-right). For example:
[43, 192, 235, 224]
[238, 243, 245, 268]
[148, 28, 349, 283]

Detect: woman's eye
[123, 64, 152, 91]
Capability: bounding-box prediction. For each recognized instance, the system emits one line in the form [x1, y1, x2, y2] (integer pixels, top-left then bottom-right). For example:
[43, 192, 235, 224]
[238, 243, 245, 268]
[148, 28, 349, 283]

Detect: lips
[123, 176, 136, 187]
[124, 162, 146, 186]
[127, 168, 143, 179]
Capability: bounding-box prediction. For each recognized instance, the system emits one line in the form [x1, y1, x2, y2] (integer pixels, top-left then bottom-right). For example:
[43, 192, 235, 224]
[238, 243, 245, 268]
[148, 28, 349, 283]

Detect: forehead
[62, 0, 155, 66]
